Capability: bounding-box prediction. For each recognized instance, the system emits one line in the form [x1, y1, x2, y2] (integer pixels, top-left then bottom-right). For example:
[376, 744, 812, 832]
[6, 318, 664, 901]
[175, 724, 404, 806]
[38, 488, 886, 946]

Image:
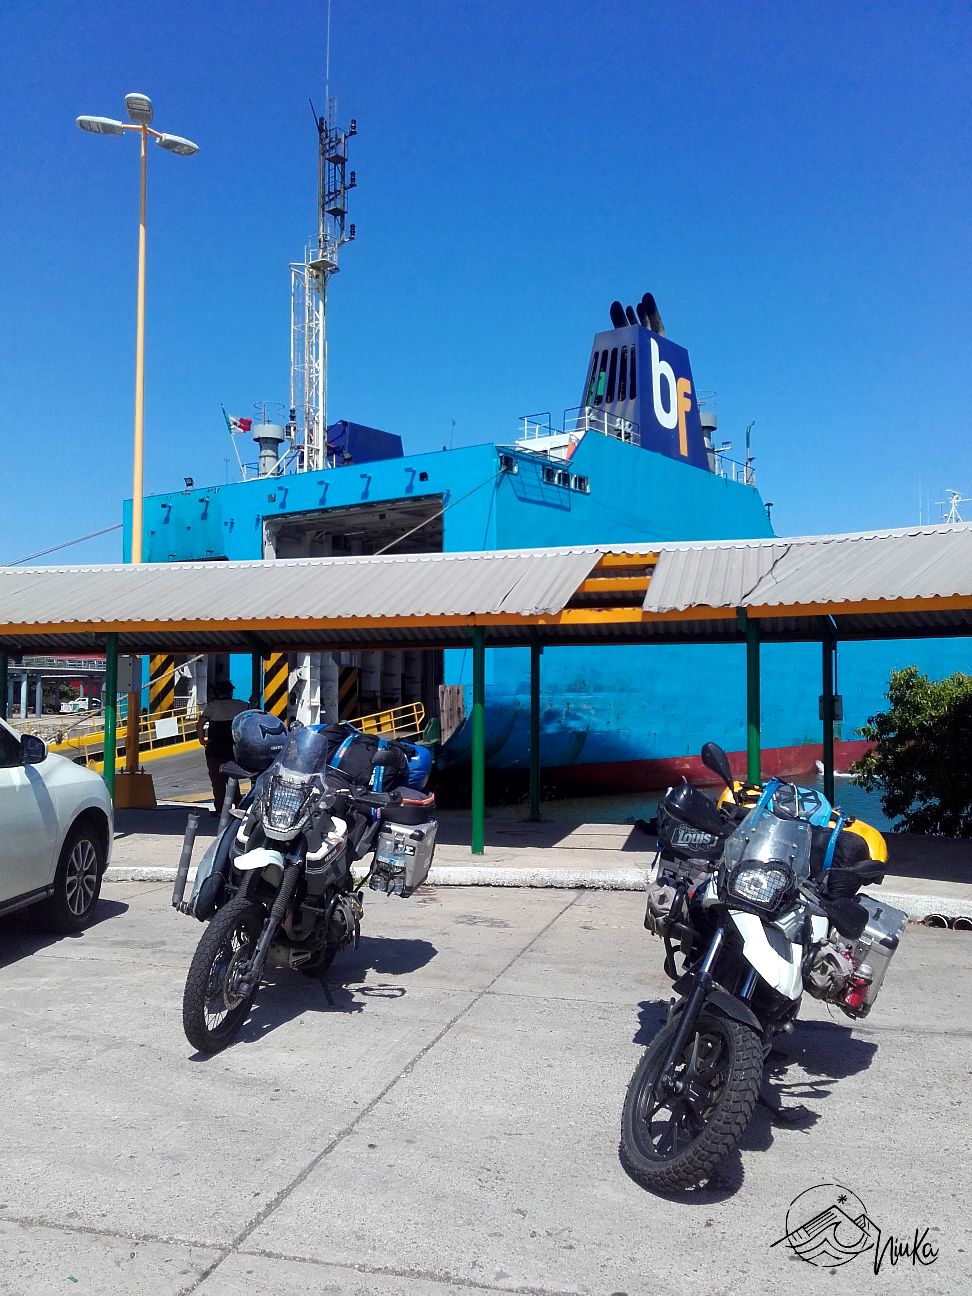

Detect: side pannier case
[370, 793, 437, 897]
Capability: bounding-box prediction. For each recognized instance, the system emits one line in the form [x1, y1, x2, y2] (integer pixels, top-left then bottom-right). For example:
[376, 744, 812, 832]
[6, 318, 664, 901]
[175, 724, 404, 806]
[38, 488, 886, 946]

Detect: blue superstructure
[127, 297, 969, 785]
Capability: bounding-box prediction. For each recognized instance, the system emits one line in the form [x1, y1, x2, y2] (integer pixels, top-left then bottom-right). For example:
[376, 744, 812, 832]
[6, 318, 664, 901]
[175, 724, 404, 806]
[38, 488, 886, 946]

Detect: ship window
[594, 350, 608, 405]
[629, 348, 637, 399]
[556, 470, 570, 487]
[584, 353, 599, 406]
[571, 475, 590, 493]
[543, 466, 558, 485]
[618, 346, 628, 401]
[606, 348, 618, 402]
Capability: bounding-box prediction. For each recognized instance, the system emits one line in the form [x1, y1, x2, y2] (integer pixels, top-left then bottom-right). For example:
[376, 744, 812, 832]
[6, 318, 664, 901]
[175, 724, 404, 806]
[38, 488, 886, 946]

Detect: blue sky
[1, 0, 970, 564]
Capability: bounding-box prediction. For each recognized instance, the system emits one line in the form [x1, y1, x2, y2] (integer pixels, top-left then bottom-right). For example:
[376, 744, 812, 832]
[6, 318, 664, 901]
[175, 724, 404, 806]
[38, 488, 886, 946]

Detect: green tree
[853, 666, 972, 836]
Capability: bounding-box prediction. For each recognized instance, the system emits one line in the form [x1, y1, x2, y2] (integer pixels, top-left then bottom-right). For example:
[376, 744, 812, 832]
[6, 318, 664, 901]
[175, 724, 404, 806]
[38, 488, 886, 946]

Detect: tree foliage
[853, 666, 972, 836]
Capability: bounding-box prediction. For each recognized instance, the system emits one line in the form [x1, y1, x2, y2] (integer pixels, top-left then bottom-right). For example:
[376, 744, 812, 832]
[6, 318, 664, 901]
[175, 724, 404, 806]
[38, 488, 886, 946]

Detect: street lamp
[77, 92, 198, 565]
[78, 93, 198, 806]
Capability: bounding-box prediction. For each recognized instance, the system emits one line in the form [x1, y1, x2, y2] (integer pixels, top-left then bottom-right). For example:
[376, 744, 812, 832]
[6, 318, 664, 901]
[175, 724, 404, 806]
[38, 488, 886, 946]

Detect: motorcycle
[620, 741, 905, 1193]
[171, 717, 437, 1053]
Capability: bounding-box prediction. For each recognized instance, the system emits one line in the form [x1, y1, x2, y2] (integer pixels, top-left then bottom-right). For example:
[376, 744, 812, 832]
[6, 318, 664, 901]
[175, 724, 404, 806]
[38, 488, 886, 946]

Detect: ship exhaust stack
[609, 300, 627, 328]
[641, 292, 665, 336]
[254, 423, 286, 477]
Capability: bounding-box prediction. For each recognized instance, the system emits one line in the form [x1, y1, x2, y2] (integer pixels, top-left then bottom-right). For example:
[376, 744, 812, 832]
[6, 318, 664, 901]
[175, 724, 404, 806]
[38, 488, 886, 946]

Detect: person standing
[196, 680, 247, 815]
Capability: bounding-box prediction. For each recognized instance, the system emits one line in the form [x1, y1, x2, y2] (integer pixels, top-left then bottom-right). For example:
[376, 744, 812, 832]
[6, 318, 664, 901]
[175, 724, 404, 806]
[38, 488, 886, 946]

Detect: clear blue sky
[1, 0, 970, 564]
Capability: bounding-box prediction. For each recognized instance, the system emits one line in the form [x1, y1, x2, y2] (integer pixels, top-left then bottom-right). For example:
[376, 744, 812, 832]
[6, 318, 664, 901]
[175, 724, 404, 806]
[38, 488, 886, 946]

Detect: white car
[0, 716, 113, 931]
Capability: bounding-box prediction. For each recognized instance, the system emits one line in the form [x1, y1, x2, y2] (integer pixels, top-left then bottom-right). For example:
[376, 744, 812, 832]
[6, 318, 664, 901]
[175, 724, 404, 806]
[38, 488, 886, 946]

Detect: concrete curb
[104, 864, 972, 921]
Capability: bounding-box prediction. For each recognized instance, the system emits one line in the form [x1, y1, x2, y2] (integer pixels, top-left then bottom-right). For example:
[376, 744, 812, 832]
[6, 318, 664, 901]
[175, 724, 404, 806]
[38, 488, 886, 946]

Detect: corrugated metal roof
[0, 548, 601, 628]
[1, 524, 971, 655]
[643, 524, 972, 612]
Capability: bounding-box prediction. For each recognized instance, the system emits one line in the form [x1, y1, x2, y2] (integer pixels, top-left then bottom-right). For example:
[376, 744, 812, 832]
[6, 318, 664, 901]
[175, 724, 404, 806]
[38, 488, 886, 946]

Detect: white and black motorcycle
[620, 742, 906, 1193]
[171, 720, 437, 1054]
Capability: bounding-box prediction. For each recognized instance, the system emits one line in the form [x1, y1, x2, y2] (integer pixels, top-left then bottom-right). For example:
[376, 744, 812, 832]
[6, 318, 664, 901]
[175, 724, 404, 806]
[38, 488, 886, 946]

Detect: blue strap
[372, 737, 387, 791]
[332, 735, 355, 768]
[822, 812, 846, 873]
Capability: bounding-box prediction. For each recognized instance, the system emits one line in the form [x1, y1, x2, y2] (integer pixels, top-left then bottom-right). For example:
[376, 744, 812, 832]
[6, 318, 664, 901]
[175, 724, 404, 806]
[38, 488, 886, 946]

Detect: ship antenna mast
[290, 20, 356, 473]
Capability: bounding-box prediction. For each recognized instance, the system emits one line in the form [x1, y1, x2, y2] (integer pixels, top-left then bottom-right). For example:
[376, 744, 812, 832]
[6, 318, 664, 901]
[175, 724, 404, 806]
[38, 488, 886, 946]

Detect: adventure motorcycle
[620, 741, 905, 1193]
[171, 715, 437, 1053]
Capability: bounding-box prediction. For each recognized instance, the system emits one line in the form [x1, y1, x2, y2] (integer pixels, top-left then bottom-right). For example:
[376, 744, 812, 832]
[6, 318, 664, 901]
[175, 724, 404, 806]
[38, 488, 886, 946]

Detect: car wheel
[41, 822, 105, 933]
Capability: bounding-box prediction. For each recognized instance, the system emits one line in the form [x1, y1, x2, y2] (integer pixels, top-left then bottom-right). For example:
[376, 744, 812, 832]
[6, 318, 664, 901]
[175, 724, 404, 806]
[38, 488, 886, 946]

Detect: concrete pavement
[0, 882, 969, 1294]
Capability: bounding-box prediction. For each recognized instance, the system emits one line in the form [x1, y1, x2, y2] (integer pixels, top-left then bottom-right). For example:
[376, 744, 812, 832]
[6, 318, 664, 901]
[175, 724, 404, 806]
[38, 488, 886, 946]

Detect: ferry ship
[126, 109, 968, 788]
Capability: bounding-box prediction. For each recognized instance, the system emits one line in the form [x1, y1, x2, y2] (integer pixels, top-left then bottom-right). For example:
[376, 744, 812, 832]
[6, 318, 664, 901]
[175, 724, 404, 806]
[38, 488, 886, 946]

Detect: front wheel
[620, 1009, 763, 1192]
[41, 822, 105, 933]
[182, 897, 265, 1053]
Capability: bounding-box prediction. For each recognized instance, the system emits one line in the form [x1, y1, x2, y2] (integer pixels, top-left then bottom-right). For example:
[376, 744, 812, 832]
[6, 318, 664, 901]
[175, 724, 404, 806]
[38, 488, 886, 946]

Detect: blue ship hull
[130, 306, 970, 780]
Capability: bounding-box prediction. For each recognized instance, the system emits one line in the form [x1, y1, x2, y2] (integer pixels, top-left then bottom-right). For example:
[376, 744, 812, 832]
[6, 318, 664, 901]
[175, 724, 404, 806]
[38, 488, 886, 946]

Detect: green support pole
[822, 636, 836, 805]
[0, 649, 7, 721]
[103, 634, 119, 802]
[528, 635, 542, 822]
[471, 627, 485, 855]
[741, 612, 761, 783]
[251, 653, 263, 709]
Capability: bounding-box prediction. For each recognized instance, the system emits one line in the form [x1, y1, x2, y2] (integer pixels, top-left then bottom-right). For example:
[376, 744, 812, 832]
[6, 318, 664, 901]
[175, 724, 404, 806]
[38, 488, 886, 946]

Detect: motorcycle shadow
[216, 935, 439, 1050]
[629, 1002, 878, 1201]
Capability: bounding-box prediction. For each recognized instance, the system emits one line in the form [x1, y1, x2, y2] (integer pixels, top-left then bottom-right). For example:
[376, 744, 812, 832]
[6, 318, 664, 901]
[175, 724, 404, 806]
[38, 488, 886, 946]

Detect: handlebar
[337, 786, 402, 810]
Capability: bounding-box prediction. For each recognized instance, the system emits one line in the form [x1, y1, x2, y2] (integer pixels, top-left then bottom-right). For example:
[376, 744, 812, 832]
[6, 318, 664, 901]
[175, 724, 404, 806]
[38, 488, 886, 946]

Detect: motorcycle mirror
[700, 741, 734, 789]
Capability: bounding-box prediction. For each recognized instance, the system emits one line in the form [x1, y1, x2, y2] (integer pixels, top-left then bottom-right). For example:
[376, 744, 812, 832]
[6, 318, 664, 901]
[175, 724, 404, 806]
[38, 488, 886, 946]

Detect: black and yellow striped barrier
[262, 652, 289, 719]
[148, 654, 176, 714]
[338, 666, 359, 720]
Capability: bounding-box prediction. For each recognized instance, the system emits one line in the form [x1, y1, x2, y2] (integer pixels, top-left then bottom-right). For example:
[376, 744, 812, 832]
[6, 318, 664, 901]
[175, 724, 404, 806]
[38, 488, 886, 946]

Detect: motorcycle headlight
[264, 777, 308, 832]
[727, 860, 795, 911]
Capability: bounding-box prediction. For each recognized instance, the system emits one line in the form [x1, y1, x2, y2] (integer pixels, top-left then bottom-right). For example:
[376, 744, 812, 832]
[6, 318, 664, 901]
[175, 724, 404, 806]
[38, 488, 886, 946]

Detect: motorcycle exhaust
[950, 915, 972, 931]
[922, 913, 950, 928]
[172, 811, 201, 912]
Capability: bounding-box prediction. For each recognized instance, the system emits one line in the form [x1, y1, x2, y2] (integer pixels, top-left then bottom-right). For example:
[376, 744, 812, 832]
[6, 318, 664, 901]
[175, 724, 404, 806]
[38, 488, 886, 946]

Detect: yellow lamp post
[77, 94, 198, 806]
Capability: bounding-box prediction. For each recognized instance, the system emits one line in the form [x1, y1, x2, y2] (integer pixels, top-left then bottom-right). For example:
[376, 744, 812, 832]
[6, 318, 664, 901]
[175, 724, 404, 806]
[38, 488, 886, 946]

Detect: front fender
[701, 987, 763, 1034]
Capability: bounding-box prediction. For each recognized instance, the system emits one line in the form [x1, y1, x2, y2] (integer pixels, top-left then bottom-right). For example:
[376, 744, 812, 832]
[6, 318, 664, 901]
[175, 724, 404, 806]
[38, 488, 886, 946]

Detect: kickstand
[317, 969, 335, 1006]
[758, 1080, 812, 1127]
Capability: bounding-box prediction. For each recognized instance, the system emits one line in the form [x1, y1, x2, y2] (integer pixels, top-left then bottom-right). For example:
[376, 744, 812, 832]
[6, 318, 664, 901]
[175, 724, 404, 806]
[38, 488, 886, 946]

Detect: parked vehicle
[172, 714, 437, 1053]
[0, 715, 112, 931]
[620, 741, 904, 1192]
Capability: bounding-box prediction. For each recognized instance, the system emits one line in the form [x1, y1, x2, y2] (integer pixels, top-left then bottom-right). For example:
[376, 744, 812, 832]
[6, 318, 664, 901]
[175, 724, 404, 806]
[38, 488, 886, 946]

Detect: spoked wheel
[182, 897, 265, 1053]
[620, 1009, 763, 1192]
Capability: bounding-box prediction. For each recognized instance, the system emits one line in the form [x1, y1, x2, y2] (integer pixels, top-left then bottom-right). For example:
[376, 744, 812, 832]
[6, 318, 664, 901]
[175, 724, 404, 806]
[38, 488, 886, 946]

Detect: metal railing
[352, 701, 426, 740]
[44, 698, 427, 764]
[563, 405, 641, 445]
[712, 453, 755, 486]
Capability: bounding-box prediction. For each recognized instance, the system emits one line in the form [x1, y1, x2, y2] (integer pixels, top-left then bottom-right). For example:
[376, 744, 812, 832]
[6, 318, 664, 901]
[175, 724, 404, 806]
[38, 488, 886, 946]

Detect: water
[483, 775, 894, 832]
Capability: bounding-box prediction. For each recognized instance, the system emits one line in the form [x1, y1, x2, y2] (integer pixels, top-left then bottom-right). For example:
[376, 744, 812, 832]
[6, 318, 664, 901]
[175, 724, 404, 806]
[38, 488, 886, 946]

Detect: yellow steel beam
[575, 575, 651, 596]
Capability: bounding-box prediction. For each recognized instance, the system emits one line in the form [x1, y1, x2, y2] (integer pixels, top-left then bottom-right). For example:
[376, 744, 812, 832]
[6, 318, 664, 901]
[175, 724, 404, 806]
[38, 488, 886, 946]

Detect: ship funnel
[609, 300, 627, 328]
[253, 423, 286, 476]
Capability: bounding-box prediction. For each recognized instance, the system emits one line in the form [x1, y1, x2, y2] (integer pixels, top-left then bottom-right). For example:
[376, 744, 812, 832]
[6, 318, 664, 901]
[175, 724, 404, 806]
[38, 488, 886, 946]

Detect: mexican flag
[221, 404, 252, 435]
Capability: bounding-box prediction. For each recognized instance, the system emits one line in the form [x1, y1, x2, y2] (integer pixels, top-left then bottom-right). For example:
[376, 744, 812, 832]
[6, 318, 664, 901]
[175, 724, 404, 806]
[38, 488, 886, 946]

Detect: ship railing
[516, 412, 556, 440]
[563, 405, 641, 446]
[712, 452, 756, 486]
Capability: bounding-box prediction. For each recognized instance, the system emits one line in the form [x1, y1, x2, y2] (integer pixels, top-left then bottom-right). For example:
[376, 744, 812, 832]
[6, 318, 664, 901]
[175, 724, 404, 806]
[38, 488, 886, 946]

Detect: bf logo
[650, 338, 693, 456]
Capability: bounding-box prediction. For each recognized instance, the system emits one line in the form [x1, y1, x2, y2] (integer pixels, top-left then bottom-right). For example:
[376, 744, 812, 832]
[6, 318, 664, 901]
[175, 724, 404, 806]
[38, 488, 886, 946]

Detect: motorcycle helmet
[231, 710, 287, 773]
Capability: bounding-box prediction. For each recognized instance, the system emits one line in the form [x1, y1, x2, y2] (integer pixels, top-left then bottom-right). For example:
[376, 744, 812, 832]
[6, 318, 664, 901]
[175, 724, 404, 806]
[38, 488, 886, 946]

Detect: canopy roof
[1, 524, 971, 654]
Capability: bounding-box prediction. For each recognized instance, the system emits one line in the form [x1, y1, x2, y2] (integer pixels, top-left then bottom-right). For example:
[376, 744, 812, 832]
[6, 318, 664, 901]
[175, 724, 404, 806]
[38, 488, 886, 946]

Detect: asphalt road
[0, 885, 969, 1295]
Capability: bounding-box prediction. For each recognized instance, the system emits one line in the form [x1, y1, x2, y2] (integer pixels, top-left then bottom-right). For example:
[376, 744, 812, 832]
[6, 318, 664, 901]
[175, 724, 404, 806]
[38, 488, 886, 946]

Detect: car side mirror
[21, 733, 47, 765]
